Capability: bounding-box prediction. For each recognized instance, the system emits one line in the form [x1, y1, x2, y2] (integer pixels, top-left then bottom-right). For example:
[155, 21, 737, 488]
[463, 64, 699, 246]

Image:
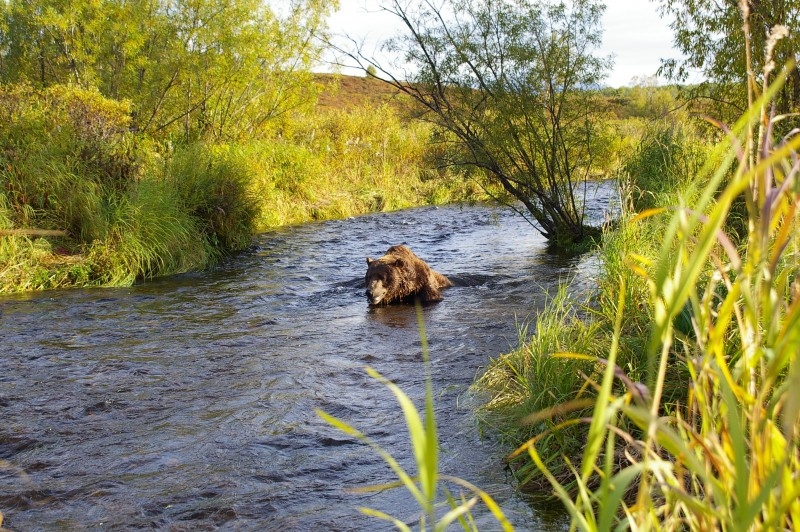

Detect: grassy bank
[246, 103, 490, 228]
[474, 116, 712, 490]
[0, 83, 491, 294]
[473, 71, 800, 527]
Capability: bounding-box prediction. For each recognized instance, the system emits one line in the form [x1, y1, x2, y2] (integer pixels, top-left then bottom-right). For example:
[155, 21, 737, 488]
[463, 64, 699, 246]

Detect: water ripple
[0, 182, 618, 530]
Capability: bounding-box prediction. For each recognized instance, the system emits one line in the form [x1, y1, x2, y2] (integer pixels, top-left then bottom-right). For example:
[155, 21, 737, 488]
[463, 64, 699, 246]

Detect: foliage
[622, 118, 710, 212]
[338, 0, 613, 249]
[0, 83, 137, 242]
[0, 0, 333, 140]
[85, 177, 215, 287]
[476, 21, 800, 528]
[600, 77, 681, 119]
[0, 85, 493, 293]
[247, 104, 496, 229]
[164, 143, 260, 251]
[473, 117, 706, 493]
[656, 0, 800, 116]
[318, 304, 513, 531]
[473, 8, 800, 527]
[474, 285, 604, 491]
[530, 73, 800, 531]
[0, 85, 250, 292]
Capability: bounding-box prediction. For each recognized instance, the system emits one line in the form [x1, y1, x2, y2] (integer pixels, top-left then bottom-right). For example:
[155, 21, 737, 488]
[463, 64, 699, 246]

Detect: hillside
[314, 73, 414, 112]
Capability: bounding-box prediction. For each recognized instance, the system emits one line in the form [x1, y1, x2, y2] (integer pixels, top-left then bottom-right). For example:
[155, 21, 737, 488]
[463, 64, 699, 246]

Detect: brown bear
[364, 245, 453, 306]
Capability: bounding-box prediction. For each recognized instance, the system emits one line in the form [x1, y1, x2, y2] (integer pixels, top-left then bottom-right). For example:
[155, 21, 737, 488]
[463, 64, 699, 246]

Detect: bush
[0, 84, 139, 242]
[0, 85, 256, 292]
[165, 143, 260, 252]
[247, 105, 497, 229]
[0, 85, 495, 293]
[622, 119, 709, 212]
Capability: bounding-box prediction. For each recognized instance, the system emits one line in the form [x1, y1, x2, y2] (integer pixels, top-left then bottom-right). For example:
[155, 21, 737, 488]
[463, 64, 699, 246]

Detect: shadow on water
[0, 182, 618, 530]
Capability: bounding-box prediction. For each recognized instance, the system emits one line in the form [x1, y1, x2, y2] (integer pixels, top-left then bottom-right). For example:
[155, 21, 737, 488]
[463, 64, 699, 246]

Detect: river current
[1, 183, 617, 530]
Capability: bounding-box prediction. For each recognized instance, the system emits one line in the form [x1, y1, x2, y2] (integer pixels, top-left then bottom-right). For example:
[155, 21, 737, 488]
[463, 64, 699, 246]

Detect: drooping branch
[327, 0, 611, 247]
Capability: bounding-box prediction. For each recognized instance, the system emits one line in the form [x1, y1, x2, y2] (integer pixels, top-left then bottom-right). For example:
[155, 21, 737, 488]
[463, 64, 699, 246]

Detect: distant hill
[313, 72, 653, 121]
[314, 73, 414, 112]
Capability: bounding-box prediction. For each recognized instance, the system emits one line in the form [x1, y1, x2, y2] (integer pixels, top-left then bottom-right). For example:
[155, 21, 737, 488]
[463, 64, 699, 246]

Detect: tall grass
[249, 105, 493, 229]
[85, 177, 215, 286]
[540, 69, 799, 529]
[0, 85, 254, 292]
[476, 32, 800, 531]
[472, 11, 800, 528]
[1, 86, 490, 293]
[319, 304, 512, 530]
[621, 119, 710, 212]
[0, 84, 133, 241]
[164, 143, 260, 251]
[474, 285, 603, 492]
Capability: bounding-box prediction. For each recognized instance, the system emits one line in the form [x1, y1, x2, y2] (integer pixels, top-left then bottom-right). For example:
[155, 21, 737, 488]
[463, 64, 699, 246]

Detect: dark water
[1, 183, 618, 531]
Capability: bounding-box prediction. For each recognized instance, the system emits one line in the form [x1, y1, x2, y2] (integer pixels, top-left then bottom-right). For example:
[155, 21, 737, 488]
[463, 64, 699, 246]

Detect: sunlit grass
[492, 62, 800, 531]
[474, 285, 603, 492]
[471, 13, 800, 526]
[0, 87, 491, 293]
[318, 304, 513, 531]
[248, 105, 495, 230]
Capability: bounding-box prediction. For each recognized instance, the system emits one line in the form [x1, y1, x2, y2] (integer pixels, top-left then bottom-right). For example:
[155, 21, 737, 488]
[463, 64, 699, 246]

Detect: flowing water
[1, 182, 618, 531]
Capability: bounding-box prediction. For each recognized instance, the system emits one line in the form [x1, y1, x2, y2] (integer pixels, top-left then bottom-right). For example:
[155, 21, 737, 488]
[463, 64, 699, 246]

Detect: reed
[512, 56, 800, 532]
[318, 304, 513, 531]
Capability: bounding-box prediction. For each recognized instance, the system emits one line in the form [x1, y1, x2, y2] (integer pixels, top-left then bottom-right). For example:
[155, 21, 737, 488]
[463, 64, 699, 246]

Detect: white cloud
[599, 0, 679, 86]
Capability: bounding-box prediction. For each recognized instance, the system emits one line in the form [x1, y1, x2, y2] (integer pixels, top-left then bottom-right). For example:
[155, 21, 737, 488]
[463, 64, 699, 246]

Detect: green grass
[472, 52, 800, 530]
[0, 85, 493, 294]
[248, 104, 494, 229]
[474, 285, 604, 491]
[319, 304, 513, 531]
[621, 118, 710, 212]
[550, 71, 800, 529]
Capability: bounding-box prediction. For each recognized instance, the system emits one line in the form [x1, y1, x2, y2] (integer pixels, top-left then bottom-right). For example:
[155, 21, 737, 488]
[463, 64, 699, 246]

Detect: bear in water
[364, 245, 452, 306]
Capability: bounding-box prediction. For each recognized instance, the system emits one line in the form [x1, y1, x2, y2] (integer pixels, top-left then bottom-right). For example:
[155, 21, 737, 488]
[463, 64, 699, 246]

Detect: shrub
[622, 119, 709, 212]
[0, 83, 139, 242]
[0, 84, 495, 293]
[0, 85, 255, 291]
[165, 143, 260, 252]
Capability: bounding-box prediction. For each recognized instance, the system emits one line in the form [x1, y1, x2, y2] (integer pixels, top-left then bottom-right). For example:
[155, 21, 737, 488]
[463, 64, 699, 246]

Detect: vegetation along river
[1, 182, 618, 530]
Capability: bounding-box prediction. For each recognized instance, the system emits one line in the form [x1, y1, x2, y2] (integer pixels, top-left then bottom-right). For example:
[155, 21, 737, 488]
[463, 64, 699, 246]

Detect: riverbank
[472, 85, 800, 528]
[0, 84, 494, 294]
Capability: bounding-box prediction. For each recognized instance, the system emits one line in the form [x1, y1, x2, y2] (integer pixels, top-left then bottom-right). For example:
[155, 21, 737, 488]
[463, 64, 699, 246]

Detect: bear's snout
[365, 280, 388, 305]
[365, 288, 381, 305]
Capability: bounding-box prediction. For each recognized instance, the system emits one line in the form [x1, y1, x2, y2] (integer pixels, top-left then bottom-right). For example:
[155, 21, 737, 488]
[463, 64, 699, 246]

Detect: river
[1, 182, 617, 530]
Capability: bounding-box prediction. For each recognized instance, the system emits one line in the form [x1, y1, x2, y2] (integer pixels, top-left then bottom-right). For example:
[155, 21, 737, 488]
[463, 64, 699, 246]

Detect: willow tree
[656, 0, 800, 117]
[339, 0, 611, 248]
[0, 0, 333, 140]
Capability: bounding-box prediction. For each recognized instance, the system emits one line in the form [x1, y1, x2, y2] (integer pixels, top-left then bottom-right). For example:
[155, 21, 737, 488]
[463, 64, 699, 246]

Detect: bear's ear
[366, 257, 373, 265]
[394, 258, 404, 268]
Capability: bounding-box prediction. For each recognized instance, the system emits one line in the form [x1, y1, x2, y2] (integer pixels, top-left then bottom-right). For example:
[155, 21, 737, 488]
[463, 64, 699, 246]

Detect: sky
[325, 0, 692, 88]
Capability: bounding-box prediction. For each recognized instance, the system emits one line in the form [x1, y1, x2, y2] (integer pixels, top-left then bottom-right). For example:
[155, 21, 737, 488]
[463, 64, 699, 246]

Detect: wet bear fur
[365, 245, 452, 306]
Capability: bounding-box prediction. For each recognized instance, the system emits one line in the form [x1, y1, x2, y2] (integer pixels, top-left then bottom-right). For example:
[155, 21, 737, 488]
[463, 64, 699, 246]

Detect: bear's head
[364, 256, 405, 306]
